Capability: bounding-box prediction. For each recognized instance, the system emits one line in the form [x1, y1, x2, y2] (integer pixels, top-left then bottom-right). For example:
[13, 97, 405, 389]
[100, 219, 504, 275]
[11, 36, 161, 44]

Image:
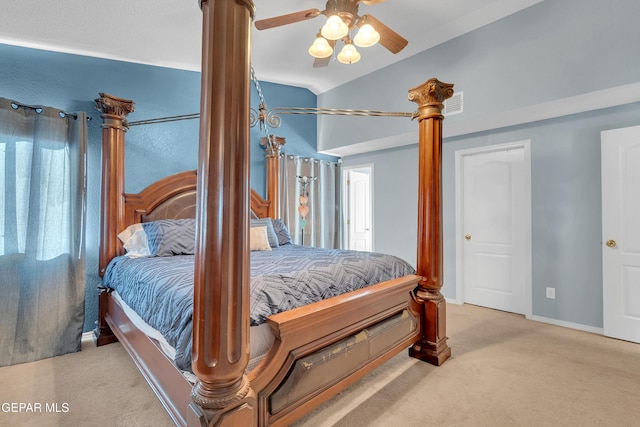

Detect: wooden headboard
[122, 169, 271, 225]
[95, 92, 282, 277]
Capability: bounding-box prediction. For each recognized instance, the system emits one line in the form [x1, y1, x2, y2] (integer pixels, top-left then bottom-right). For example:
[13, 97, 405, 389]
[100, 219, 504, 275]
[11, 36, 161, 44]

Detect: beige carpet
[1, 303, 639, 427]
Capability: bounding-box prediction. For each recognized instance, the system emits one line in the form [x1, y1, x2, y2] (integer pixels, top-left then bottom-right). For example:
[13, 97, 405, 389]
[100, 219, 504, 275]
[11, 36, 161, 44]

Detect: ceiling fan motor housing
[323, 0, 360, 27]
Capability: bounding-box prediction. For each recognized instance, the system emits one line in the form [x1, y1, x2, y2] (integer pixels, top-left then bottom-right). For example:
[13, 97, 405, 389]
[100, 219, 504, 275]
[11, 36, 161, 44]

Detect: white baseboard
[527, 314, 603, 335]
[446, 299, 604, 336]
[81, 331, 94, 343]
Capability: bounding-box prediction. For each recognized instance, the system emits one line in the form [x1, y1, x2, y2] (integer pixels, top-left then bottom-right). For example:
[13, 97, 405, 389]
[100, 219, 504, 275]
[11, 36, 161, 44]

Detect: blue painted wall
[0, 43, 329, 332]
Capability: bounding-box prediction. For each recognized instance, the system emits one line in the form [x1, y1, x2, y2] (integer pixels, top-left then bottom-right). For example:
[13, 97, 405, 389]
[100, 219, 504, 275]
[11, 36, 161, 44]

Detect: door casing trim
[454, 140, 533, 318]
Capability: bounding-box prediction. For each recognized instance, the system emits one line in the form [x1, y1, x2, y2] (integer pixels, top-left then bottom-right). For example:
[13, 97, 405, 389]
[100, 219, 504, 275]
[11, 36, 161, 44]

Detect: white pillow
[250, 226, 272, 252]
[117, 223, 151, 257]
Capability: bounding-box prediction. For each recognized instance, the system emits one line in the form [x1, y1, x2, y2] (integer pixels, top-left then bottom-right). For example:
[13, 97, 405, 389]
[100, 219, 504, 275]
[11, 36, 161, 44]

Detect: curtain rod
[10, 101, 86, 120]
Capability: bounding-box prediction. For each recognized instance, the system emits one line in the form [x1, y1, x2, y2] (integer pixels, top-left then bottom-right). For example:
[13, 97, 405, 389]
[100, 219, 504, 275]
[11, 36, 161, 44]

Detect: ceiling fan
[254, 0, 408, 67]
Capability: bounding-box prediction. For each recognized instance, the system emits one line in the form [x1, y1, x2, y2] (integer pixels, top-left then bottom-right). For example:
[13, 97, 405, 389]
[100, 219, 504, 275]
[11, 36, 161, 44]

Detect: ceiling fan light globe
[308, 37, 333, 58]
[353, 24, 380, 47]
[337, 43, 361, 64]
[321, 15, 349, 40]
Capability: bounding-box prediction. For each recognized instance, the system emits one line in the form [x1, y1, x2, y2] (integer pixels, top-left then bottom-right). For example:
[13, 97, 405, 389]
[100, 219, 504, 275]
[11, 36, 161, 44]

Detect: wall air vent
[443, 91, 463, 116]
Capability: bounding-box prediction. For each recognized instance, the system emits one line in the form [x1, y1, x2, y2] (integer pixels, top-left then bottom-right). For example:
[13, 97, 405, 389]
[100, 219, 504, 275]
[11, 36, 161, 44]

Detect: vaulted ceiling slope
[0, 0, 541, 94]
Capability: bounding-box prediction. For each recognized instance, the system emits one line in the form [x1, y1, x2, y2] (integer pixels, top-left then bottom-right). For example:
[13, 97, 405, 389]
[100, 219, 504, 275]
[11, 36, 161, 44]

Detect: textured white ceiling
[0, 0, 542, 94]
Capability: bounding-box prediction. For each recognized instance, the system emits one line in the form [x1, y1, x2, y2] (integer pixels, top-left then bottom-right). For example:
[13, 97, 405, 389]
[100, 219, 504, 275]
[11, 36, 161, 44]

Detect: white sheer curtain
[0, 98, 87, 366]
[279, 154, 342, 248]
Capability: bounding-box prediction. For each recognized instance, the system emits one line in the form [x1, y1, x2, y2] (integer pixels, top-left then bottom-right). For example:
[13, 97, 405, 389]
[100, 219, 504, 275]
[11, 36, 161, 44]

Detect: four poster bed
[93, 2, 453, 426]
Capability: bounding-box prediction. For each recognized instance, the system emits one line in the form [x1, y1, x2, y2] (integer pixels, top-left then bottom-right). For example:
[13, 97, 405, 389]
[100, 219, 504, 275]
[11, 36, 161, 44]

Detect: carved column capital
[95, 93, 135, 121]
[408, 78, 454, 120]
[260, 135, 286, 157]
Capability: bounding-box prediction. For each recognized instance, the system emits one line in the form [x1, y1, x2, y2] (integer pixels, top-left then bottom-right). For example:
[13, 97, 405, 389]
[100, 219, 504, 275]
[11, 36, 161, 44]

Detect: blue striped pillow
[142, 219, 196, 256]
[271, 218, 292, 246]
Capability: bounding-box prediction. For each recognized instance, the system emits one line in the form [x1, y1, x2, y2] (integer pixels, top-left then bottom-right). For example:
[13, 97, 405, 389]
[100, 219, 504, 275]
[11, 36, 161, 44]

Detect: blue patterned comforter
[102, 244, 415, 371]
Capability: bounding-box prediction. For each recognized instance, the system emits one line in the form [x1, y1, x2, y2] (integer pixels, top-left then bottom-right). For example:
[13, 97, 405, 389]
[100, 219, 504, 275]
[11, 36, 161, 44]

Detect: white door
[456, 142, 532, 315]
[602, 125, 640, 343]
[344, 166, 372, 251]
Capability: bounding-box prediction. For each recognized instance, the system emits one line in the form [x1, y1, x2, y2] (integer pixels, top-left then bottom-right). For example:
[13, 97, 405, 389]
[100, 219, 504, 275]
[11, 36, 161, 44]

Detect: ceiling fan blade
[361, 14, 408, 54]
[255, 9, 322, 30]
[313, 56, 332, 68]
[360, 0, 387, 5]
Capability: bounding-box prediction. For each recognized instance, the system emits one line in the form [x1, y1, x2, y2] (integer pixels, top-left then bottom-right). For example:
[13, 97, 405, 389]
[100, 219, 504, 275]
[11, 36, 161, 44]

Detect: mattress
[103, 244, 415, 372]
[111, 290, 274, 374]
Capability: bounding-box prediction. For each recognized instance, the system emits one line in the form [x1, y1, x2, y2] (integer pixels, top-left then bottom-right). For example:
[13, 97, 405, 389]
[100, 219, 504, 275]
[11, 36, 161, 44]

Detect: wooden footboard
[250, 275, 422, 427]
[98, 274, 420, 427]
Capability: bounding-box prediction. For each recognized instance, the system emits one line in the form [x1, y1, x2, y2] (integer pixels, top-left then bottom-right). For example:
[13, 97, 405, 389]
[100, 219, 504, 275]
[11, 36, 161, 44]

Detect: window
[0, 139, 71, 259]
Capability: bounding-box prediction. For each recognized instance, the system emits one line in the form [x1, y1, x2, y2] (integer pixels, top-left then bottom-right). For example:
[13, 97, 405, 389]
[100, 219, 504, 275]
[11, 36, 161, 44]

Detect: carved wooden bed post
[261, 136, 286, 219]
[95, 93, 135, 276]
[93, 93, 134, 346]
[188, 0, 257, 426]
[408, 78, 454, 366]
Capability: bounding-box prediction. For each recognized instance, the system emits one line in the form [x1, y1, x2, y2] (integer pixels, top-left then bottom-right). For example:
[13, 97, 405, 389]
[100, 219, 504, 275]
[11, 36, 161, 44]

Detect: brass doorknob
[606, 239, 616, 248]
[465, 234, 472, 240]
